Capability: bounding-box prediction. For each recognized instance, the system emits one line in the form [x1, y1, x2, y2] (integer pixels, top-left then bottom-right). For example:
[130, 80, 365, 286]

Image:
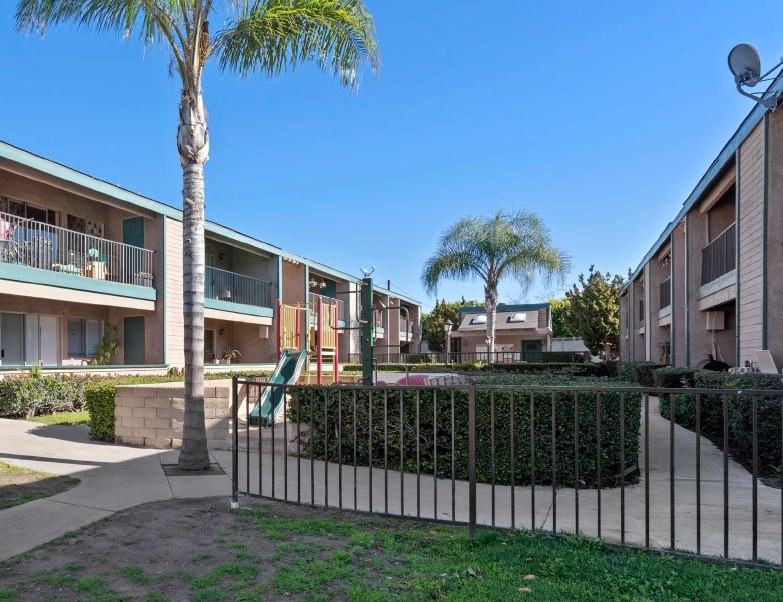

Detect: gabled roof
[456, 303, 550, 332]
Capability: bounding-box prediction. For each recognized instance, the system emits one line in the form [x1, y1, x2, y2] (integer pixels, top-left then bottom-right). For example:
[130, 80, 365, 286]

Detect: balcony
[0, 211, 154, 288]
[206, 266, 272, 308]
[701, 223, 736, 286]
[660, 277, 671, 309]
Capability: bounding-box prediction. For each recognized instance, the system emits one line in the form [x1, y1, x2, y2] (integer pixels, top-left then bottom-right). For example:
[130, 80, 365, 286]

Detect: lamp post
[443, 319, 454, 365]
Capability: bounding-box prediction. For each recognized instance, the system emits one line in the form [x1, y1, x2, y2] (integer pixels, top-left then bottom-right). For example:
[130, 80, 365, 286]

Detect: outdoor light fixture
[443, 318, 454, 365]
[727, 43, 783, 110]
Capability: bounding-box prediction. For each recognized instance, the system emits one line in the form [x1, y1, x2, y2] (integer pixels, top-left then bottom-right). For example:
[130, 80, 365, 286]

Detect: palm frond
[16, 0, 182, 46]
[214, 0, 379, 88]
[420, 209, 571, 298]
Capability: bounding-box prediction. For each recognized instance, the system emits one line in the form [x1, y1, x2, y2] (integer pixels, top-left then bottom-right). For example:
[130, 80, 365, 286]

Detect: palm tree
[17, 0, 379, 470]
[421, 210, 571, 355]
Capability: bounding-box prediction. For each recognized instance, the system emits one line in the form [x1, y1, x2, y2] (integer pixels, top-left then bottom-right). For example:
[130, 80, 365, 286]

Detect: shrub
[348, 362, 605, 377]
[602, 361, 620, 378]
[617, 362, 666, 387]
[0, 374, 95, 418]
[659, 371, 783, 476]
[289, 383, 641, 489]
[652, 367, 696, 389]
[85, 382, 118, 442]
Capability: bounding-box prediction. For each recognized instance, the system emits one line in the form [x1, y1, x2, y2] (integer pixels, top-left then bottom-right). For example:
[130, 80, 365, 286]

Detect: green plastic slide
[248, 349, 308, 427]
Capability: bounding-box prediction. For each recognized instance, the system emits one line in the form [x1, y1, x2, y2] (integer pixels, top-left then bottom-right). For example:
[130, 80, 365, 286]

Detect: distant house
[450, 303, 552, 361]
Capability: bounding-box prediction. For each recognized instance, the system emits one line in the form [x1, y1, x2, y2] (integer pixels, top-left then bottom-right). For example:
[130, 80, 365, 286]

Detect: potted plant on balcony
[221, 344, 241, 364]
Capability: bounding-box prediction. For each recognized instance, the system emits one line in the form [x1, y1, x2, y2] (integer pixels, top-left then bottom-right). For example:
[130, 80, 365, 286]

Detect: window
[507, 313, 526, 323]
[469, 315, 487, 325]
[67, 318, 103, 358]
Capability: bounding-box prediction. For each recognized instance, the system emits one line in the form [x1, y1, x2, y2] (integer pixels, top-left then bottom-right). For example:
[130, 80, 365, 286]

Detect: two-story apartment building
[0, 141, 421, 371]
[619, 73, 783, 370]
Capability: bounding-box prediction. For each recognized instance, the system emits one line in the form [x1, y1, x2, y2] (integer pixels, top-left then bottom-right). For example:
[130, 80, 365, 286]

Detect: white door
[39, 316, 58, 365]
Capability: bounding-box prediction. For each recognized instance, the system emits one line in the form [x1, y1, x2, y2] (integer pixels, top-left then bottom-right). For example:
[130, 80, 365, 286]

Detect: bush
[348, 362, 605, 377]
[0, 373, 95, 418]
[85, 382, 118, 442]
[289, 383, 641, 489]
[652, 367, 696, 389]
[617, 362, 666, 387]
[658, 371, 783, 476]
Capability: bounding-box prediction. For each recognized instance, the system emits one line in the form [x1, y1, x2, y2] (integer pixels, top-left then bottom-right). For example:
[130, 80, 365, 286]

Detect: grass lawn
[0, 462, 79, 510]
[26, 411, 90, 426]
[0, 498, 780, 602]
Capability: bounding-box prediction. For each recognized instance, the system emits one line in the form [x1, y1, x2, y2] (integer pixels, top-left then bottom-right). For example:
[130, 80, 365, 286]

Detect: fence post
[231, 376, 239, 508]
[468, 379, 477, 536]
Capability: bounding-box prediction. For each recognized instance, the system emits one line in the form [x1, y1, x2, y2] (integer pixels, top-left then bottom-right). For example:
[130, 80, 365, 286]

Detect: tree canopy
[421, 298, 480, 352]
[564, 266, 625, 357]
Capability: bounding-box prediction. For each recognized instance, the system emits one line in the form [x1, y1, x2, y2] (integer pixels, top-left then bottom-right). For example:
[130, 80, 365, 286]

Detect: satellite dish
[728, 43, 761, 87]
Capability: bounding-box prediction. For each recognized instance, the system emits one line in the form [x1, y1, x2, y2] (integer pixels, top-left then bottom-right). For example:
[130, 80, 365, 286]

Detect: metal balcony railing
[701, 223, 736, 286]
[206, 266, 272, 308]
[660, 277, 671, 309]
[0, 210, 154, 287]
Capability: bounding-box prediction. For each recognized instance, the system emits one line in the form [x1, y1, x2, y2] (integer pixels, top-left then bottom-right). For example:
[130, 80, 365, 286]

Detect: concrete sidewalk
[0, 419, 231, 563]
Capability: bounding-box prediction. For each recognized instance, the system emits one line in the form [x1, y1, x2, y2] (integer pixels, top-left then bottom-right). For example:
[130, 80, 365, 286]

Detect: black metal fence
[231, 379, 783, 568]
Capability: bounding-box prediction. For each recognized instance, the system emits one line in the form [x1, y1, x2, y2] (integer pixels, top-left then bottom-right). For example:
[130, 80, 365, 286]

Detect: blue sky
[0, 2, 779, 311]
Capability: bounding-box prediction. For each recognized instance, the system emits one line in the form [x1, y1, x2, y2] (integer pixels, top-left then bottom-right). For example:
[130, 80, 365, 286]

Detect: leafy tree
[17, 0, 379, 470]
[421, 298, 480, 352]
[565, 266, 625, 357]
[549, 298, 573, 338]
[421, 210, 570, 353]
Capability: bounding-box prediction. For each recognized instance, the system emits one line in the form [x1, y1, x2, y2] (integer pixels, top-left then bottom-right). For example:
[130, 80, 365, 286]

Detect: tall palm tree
[421, 210, 571, 355]
[17, 0, 379, 470]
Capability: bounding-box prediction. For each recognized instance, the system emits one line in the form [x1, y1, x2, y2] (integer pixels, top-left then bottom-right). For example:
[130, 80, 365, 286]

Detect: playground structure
[277, 294, 340, 384]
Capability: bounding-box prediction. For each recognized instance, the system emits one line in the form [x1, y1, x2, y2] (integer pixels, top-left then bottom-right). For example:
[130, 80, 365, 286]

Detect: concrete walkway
[0, 419, 230, 563]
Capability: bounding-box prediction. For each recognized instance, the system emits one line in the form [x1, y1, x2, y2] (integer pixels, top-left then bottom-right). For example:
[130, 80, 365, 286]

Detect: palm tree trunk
[484, 284, 498, 357]
[177, 87, 211, 471]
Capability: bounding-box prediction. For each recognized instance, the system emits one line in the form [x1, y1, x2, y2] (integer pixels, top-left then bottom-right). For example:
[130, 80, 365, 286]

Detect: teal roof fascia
[621, 73, 783, 294]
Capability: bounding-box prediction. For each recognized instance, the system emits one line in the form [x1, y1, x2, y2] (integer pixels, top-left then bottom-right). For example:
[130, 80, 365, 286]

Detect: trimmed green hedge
[290, 382, 641, 489]
[618, 362, 667, 387]
[85, 382, 118, 441]
[0, 373, 95, 418]
[348, 362, 606, 377]
[658, 371, 783, 476]
[652, 367, 696, 389]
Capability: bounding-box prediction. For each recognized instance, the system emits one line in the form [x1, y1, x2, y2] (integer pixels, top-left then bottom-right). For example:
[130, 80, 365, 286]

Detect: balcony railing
[0, 211, 154, 287]
[701, 223, 736, 286]
[206, 266, 272, 308]
[308, 292, 344, 323]
[660, 277, 671, 309]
